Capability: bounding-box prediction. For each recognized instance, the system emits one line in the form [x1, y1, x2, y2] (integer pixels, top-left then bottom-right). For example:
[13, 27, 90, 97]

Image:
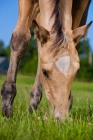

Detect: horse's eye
[42, 68, 49, 78]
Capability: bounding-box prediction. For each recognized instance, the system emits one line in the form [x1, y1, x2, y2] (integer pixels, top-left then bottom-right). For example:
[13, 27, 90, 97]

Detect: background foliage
[77, 39, 93, 81]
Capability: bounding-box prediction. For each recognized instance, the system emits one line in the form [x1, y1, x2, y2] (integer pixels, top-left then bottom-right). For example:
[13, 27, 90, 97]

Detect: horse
[1, 0, 92, 121]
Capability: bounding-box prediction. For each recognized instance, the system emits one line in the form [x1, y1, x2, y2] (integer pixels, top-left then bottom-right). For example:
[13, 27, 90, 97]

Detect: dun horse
[1, 0, 92, 121]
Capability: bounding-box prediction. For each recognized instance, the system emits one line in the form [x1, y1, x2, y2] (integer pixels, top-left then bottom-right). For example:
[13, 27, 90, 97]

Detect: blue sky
[0, 0, 93, 50]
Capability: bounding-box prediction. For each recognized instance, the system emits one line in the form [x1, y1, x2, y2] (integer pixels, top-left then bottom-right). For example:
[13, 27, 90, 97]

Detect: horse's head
[33, 20, 92, 121]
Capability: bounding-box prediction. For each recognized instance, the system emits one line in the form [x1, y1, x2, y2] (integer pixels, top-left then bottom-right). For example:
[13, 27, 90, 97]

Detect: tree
[76, 39, 93, 81]
[0, 40, 7, 56]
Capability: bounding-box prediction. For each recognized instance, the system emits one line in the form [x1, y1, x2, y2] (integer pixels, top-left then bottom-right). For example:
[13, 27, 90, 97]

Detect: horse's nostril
[56, 117, 60, 121]
[32, 103, 38, 110]
[31, 92, 34, 98]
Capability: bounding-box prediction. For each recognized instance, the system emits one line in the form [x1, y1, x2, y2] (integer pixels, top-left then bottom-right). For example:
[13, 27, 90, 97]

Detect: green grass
[0, 74, 93, 140]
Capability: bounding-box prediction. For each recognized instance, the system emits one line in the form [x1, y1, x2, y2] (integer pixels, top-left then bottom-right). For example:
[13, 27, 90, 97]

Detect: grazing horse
[1, 0, 92, 120]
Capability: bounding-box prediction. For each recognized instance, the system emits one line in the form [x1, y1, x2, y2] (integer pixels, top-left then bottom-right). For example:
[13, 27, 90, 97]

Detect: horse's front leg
[1, 26, 31, 117]
[29, 28, 42, 111]
[1, 0, 39, 118]
[29, 52, 42, 112]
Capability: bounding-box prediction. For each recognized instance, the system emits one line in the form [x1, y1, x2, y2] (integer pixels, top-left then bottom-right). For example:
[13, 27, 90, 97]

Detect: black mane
[50, 0, 64, 46]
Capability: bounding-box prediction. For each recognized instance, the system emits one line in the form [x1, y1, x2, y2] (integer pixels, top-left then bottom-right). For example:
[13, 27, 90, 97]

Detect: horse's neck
[38, 0, 55, 31]
[38, 0, 72, 31]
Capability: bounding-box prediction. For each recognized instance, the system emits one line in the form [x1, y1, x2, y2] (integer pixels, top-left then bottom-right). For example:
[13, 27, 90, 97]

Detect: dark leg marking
[1, 82, 16, 117]
[29, 84, 42, 112]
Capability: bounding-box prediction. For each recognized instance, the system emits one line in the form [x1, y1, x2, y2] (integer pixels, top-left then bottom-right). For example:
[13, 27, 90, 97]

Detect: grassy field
[0, 74, 93, 140]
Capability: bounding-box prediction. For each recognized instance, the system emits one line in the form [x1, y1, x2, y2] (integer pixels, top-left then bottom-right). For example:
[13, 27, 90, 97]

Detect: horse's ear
[32, 20, 40, 39]
[72, 21, 93, 45]
[39, 25, 50, 44]
[32, 20, 50, 44]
